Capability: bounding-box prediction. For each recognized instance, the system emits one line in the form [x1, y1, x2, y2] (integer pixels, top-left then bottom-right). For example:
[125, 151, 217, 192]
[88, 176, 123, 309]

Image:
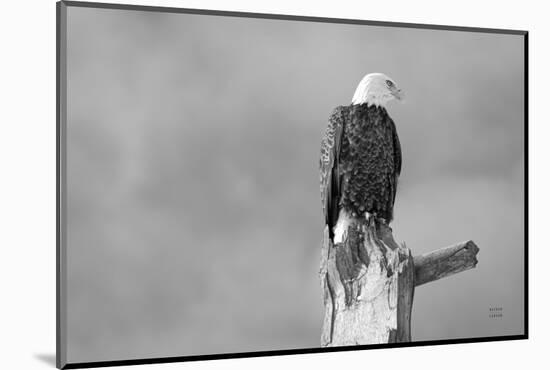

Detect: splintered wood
[319, 219, 478, 346]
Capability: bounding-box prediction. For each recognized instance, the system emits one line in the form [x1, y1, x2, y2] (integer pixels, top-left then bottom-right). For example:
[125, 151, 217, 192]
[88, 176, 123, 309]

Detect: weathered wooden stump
[320, 218, 479, 346]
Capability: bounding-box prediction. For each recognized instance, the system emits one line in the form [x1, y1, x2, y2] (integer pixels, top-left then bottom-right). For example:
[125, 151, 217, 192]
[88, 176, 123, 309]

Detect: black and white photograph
[55, 1, 527, 368]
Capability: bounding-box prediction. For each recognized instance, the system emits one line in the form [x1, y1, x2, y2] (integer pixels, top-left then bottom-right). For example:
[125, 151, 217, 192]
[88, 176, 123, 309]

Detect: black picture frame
[56, 1, 528, 368]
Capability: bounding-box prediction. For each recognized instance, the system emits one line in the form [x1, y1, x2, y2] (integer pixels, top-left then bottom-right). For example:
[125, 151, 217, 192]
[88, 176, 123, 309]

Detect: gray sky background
[65, 6, 524, 363]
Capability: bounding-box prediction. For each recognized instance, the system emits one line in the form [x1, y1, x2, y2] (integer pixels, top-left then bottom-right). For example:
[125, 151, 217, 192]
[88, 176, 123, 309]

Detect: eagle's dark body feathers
[320, 104, 401, 239]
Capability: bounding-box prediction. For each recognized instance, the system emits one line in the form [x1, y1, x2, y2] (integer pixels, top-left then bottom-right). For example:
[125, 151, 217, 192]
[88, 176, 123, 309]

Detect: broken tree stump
[319, 218, 479, 346]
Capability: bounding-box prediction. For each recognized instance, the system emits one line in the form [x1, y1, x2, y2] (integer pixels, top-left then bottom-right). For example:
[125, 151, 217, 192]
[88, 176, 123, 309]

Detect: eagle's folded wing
[320, 106, 346, 238]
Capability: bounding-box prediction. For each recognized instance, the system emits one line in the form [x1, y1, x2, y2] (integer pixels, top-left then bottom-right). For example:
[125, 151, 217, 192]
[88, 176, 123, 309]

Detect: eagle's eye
[386, 80, 394, 88]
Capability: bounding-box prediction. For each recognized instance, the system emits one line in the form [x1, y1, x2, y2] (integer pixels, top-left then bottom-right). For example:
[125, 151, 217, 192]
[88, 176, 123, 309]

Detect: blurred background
[65, 6, 524, 363]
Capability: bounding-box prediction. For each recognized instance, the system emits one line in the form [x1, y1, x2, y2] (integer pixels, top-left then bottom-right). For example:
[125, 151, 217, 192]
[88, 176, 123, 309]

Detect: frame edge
[57, 1, 68, 369]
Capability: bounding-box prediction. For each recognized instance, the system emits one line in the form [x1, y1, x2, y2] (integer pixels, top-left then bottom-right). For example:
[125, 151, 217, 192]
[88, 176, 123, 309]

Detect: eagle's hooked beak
[391, 87, 405, 101]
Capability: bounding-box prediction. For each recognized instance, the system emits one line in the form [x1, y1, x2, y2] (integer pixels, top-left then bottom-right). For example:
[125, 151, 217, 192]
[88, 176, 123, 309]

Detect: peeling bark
[319, 221, 479, 346]
[320, 219, 414, 346]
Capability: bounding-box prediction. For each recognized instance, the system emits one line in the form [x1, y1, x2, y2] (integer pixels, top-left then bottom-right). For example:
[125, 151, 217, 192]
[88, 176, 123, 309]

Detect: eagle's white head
[351, 73, 404, 107]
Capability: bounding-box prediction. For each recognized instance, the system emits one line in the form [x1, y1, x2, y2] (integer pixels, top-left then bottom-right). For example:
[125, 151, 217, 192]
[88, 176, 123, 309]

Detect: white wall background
[0, 0, 546, 369]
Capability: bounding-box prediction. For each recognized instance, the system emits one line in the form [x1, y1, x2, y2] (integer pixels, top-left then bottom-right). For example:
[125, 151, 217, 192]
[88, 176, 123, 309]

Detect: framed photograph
[57, 1, 528, 368]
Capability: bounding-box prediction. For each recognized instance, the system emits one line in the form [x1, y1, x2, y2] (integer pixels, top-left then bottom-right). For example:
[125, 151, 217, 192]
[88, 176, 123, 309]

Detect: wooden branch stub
[413, 240, 479, 287]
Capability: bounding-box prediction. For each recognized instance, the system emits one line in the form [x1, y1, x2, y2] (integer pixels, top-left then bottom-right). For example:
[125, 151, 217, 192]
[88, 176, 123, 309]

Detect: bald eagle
[320, 73, 404, 243]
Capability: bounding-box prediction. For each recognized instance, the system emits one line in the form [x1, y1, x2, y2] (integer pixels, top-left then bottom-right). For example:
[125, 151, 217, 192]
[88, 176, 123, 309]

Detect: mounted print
[56, 1, 528, 368]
